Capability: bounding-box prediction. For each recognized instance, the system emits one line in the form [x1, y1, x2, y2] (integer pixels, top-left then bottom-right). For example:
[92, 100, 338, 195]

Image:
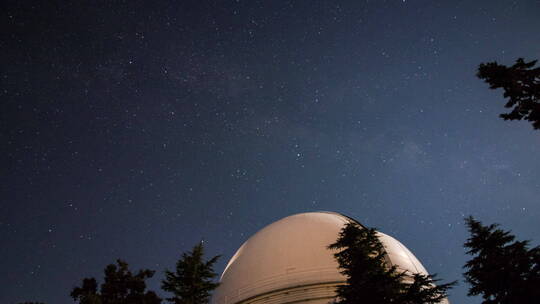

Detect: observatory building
[212, 212, 443, 304]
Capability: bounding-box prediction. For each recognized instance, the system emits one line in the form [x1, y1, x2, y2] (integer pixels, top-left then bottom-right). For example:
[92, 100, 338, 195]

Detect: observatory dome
[212, 212, 433, 304]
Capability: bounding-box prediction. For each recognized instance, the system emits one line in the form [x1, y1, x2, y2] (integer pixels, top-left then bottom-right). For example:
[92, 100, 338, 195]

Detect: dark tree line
[21, 216, 540, 304]
[330, 217, 540, 304]
[33, 243, 221, 304]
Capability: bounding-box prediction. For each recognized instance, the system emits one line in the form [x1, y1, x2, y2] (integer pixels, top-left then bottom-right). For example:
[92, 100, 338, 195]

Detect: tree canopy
[477, 58, 540, 129]
[70, 259, 161, 304]
[329, 221, 454, 304]
[464, 216, 540, 304]
[161, 242, 220, 304]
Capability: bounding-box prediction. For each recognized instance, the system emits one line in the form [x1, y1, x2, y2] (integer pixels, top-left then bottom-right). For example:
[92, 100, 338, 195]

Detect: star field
[2, 1, 540, 303]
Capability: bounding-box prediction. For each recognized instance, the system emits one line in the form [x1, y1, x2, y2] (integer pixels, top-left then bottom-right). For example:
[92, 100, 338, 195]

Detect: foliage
[161, 242, 220, 304]
[477, 58, 540, 129]
[329, 221, 454, 304]
[71, 259, 161, 304]
[464, 216, 540, 304]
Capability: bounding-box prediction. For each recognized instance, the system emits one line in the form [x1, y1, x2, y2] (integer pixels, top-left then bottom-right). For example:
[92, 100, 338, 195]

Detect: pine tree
[161, 243, 220, 304]
[329, 221, 454, 304]
[464, 216, 540, 304]
[71, 259, 161, 304]
[477, 58, 540, 129]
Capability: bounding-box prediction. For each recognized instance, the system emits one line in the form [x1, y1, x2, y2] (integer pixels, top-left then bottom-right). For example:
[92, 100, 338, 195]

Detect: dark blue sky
[2, 1, 540, 303]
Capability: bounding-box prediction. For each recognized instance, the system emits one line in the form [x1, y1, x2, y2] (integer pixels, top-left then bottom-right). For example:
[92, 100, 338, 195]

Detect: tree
[329, 221, 454, 304]
[71, 259, 161, 304]
[477, 58, 540, 129]
[464, 216, 540, 304]
[70, 278, 101, 304]
[161, 242, 220, 304]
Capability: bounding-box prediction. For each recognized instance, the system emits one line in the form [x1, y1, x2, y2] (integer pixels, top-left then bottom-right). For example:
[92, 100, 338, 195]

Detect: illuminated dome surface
[212, 212, 433, 304]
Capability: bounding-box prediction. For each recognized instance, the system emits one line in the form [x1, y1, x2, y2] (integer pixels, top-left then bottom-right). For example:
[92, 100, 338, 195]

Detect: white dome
[212, 212, 431, 304]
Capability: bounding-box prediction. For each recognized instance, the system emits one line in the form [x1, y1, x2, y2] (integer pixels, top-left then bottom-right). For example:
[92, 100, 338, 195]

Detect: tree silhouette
[464, 216, 540, 304]
[161, 242, 220, 304]
[71, 259, 161, 304]
[71, 278, 101, 304]
[477, 58, 540, 129]
[329, 221, 454, 304]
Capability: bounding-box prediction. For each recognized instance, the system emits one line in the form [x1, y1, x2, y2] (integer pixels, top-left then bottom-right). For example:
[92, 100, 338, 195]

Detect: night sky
[2, 1, 540, 303]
